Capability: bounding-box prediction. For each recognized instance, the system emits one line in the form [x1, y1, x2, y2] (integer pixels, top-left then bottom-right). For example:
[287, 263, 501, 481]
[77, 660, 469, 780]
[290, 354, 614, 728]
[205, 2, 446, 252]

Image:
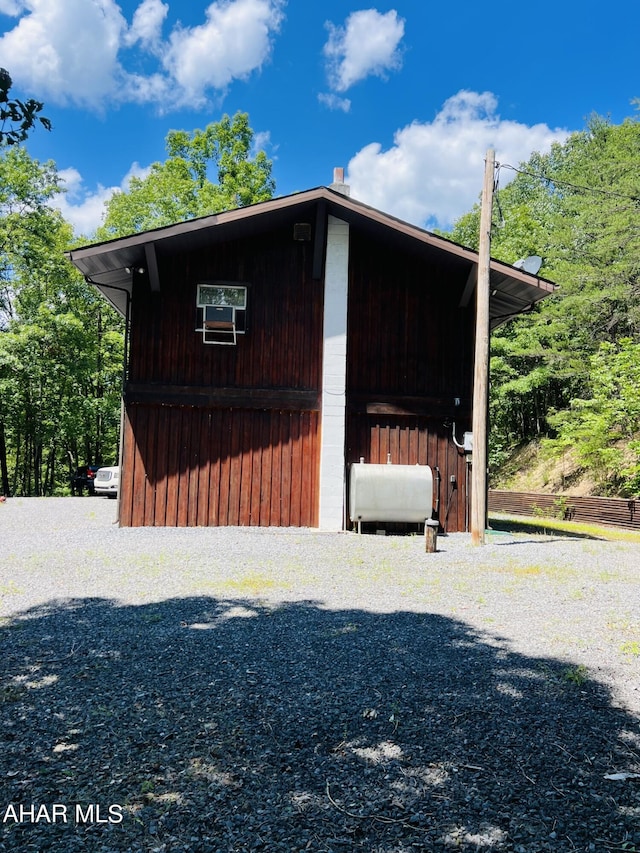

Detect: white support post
[319, 215, 350, 530]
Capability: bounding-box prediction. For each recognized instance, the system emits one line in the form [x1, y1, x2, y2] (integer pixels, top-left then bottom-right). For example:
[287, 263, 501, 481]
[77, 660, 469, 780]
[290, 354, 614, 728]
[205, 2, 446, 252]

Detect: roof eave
[67, 186, 557, 322]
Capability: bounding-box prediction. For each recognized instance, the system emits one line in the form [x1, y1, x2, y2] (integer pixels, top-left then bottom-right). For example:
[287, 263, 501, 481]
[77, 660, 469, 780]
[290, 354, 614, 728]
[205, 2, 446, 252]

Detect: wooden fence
[488, 489, 640, 532]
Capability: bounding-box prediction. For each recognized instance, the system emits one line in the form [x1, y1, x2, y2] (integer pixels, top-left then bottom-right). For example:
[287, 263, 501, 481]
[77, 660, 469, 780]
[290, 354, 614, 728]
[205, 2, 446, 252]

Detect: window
[195, 283, 247, 345]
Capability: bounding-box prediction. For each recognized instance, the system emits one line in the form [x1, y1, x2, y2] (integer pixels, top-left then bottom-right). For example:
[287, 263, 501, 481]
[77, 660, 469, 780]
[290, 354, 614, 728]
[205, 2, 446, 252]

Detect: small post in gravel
[425, 519, 439, 553]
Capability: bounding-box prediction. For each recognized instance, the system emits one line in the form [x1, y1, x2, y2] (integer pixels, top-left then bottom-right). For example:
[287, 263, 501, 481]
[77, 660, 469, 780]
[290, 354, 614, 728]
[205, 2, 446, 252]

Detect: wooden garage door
[119, 404, 320, 527]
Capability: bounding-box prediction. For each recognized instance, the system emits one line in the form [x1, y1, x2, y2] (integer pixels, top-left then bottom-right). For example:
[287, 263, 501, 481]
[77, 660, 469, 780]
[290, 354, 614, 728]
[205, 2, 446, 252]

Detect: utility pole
[471, 149, 495, 546]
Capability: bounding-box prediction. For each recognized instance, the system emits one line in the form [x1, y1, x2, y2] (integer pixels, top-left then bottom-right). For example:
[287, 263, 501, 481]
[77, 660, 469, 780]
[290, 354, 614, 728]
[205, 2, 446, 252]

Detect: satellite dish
[513, 255, 543, 275]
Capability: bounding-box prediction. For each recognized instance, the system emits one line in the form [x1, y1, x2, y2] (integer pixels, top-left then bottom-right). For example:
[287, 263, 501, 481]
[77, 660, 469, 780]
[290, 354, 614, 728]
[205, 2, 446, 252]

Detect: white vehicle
[94, 466, 119, 498]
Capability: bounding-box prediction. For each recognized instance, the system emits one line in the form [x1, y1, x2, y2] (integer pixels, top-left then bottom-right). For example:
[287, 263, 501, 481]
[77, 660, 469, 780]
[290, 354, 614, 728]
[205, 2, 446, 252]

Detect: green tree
[1, 113, 275, 495]
[0, 307, 122, 495]
[0, 146, 123, 495]
[0, 146, 64, 327]
[446, 115, 640, 484]
[547, 339, 640, 495]
[0, 68, 51, 146]
[98, 112, 275, 238]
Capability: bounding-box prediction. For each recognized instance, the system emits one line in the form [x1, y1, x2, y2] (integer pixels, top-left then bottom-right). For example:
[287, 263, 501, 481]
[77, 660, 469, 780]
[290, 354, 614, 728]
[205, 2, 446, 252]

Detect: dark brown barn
[68, 177, 555, 531]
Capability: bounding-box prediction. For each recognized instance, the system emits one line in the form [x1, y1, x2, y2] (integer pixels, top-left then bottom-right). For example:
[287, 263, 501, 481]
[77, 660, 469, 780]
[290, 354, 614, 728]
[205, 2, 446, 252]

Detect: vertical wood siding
[345, 230, 474, 532]
[120, 223, 322, 527]
[119, 405, 319, 527]
[346, 413, 470, 533]
[127, 227, 323, 392]
[119, 216, 476, 530]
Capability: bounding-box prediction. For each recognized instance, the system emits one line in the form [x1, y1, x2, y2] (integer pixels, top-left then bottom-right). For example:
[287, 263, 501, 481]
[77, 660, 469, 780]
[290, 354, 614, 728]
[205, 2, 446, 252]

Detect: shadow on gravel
[1, 597, 639, 853]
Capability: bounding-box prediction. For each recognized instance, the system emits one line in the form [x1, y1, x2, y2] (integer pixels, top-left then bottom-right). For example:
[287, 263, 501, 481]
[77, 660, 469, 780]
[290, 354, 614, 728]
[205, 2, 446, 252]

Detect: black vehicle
[71, 465, 100, 495]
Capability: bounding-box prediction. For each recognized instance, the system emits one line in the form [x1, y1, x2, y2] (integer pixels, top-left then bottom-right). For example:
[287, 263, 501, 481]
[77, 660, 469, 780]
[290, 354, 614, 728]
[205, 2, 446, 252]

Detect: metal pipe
[452, 422, 465, 450]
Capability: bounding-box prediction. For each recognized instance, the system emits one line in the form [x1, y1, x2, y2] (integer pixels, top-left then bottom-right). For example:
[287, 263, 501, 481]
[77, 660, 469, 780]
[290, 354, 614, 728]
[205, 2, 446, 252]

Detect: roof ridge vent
[329, 167, 350, 197]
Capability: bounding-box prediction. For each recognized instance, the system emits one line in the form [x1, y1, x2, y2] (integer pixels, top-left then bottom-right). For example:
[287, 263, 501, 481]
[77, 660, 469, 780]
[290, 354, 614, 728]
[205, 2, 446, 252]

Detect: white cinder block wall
[318, 214, 350, 530]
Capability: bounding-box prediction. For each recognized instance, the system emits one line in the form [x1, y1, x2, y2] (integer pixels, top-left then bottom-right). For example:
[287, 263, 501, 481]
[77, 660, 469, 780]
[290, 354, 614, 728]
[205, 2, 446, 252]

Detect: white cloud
[163, 0, 284, 106]
[346, 90, 570, 229]
[124, 0, 168, 50]
[53, 162, 151, 237]
[317, 92, 351, 113]
[323, 8, 404, 93]
[119, 70, 171, 106]
[252, 130, 274, 158]
[0, 0, 24, 15]
[0, 0, 284, 110]
[0, 0, 127, 107]
[52, 169, 114, 237]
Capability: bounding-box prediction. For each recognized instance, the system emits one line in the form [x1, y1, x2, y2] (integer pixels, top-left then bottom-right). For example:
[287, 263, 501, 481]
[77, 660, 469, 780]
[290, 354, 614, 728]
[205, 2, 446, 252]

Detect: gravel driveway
[1, 497, 639, 852]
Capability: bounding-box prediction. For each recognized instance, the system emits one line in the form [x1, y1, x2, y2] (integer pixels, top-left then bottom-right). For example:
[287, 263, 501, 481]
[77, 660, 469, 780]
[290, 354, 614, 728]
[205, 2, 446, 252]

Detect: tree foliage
[546, 339, 640, 495]
[98, 112, 275, 238]
[1, 111, 275, 495]
[0, 68, 51, 147]
[0, 146, 64, 327]
[0, 147, 123, 496]
[446, 115, 640, 491]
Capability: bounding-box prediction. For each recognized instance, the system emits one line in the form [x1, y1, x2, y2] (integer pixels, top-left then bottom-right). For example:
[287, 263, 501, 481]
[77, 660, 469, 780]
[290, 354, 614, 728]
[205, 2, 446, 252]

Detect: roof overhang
[67, 186, 556, 326]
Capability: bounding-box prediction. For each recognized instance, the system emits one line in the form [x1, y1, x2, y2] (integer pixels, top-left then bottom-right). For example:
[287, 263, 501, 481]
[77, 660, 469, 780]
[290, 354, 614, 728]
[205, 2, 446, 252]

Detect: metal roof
[67, 186, 556, 327]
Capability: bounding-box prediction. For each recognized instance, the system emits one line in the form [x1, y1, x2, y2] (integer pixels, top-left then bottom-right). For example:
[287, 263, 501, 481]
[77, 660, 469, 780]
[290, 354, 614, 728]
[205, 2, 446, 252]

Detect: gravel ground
[1, 497, 639, 852]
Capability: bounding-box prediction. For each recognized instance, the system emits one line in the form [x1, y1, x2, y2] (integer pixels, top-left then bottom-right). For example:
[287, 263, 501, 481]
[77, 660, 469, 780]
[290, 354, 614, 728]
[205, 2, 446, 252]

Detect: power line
[498, 163, 640, 204]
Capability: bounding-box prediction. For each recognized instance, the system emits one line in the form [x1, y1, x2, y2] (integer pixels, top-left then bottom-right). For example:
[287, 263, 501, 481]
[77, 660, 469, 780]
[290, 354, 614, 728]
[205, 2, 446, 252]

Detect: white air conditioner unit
[195, 283, 247, 345]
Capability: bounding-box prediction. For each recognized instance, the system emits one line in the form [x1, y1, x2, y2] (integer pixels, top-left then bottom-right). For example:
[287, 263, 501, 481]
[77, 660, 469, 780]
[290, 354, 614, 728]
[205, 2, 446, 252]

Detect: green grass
[489, 513, 640, 543]
[0, 581, 24, 595]
[563, 664, 589, 686]
[216, 572, 280, 596]
[486, 557, 577, 583]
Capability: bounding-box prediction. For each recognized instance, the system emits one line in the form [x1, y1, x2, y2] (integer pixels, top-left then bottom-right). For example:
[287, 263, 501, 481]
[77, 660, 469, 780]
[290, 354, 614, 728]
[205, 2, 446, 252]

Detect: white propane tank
[349, 462, 433, 524]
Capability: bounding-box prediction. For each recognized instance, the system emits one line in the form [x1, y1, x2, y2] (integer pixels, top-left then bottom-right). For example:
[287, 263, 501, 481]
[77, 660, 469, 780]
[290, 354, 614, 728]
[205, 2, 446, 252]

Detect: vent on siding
[293, 222, 312, 241]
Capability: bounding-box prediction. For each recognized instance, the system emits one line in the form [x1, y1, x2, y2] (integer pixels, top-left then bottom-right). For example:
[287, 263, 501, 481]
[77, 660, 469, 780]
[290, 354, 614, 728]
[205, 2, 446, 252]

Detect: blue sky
[1, 0, 638, 237]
